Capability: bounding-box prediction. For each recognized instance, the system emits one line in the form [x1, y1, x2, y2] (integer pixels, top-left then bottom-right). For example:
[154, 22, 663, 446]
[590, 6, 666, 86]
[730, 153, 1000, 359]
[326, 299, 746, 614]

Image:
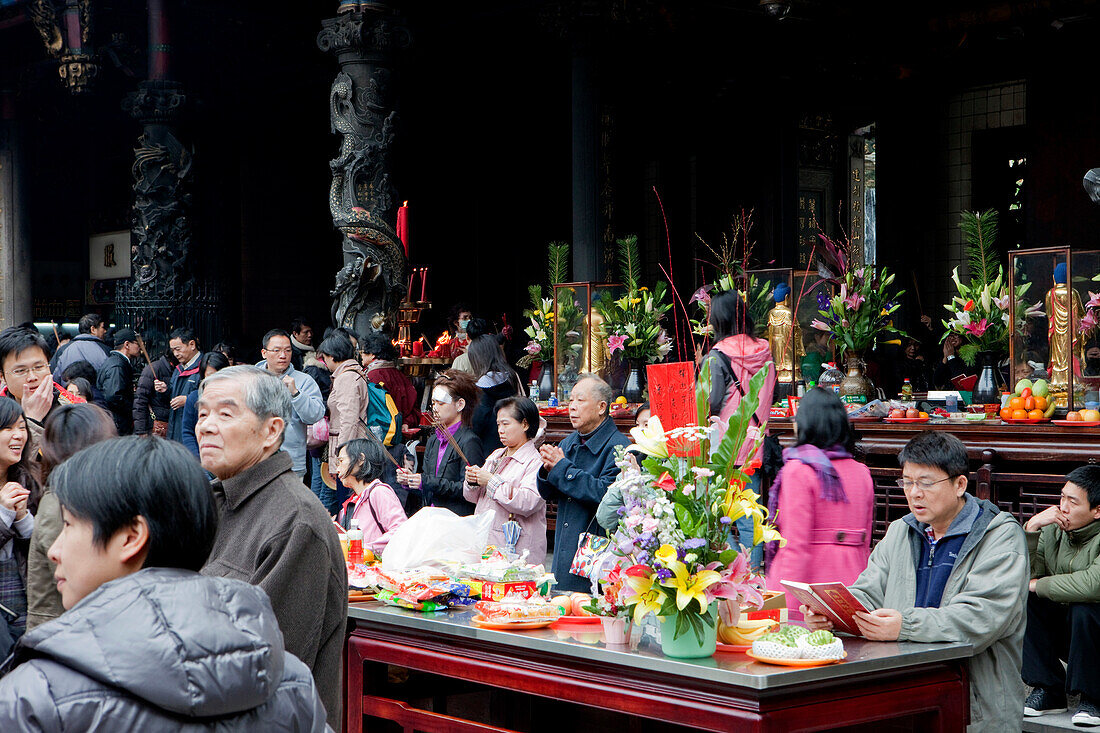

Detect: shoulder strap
[362, 487, 385, 536]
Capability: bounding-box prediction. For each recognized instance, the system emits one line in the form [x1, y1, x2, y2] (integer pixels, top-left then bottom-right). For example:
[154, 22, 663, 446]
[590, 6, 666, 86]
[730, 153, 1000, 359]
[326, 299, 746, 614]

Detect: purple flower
[816, 291, 830, 310]
[720, 516, 732, 525]
[636, 552, 649, 564]
[656, 568, 673, 581]
[682, 538, 707, 549]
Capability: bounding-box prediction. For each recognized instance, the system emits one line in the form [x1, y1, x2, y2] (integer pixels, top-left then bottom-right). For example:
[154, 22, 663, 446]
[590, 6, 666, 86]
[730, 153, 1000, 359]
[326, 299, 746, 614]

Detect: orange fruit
[1012, 409, 1028, 420]
[1083, 409, 1100, 422]
[1008, 397, 1024, 411]
[1027, 409, 1044, 420]
[1023, 397, 1036, 411]
[1000, 408, 1014, 421]
[1034, 395, 1048, 411]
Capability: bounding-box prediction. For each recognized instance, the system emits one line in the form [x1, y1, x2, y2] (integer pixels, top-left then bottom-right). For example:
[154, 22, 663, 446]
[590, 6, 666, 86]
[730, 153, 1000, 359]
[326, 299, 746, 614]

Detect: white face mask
[431, 387, 454, 405]
[458, 319, 470, 332]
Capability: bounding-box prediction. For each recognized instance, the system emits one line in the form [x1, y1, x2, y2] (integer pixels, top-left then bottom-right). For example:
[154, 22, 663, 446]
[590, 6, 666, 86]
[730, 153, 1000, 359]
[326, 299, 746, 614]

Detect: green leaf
[548, 242, 570, 285]
[960, 210, 1000, 286]
[710, 363, 770, 476]
[616, 235, 642, 291]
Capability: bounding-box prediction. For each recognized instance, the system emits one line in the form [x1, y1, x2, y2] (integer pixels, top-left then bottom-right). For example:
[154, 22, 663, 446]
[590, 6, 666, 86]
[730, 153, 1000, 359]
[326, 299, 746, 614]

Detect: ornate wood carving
[29, 0, 98, 93]
[319, 8, 411, 334]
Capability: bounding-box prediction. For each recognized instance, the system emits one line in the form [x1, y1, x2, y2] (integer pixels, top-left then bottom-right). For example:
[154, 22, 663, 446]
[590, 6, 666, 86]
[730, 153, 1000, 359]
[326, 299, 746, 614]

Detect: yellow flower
[631, 298, 642, 305]
[722, 483, 765, 523]
[655, 547, 721, 613]
[623, 572, 667, 625]
[629, 415, 667, 458]
[639, 286, 649, 292]
[755, 521, 787, 548]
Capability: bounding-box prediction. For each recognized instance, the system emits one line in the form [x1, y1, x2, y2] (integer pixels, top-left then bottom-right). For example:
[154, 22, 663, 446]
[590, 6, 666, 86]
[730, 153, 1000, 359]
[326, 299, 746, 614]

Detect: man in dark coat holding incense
[538, 376, 629, 592]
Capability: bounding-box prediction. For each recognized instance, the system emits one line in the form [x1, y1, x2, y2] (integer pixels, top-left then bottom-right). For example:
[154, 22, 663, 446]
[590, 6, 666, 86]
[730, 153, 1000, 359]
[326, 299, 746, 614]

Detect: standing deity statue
[765, 282, 804, 384]
[1044, 262, 1086, 403]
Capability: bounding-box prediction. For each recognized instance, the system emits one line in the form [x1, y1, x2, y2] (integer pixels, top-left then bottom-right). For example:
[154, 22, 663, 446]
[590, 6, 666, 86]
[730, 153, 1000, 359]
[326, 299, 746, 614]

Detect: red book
[780, 580, 869, 636]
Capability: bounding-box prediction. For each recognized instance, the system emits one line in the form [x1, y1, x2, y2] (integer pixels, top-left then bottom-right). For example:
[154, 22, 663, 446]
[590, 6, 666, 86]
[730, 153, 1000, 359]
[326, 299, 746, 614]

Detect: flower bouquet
[607, 360, 783, 657]
[940, 211, 1032, 365]
[811, 235, 905, 356]
[582, 565, 634, 644]
[595, 236, 673, 364]
[517, 286, 556, 369]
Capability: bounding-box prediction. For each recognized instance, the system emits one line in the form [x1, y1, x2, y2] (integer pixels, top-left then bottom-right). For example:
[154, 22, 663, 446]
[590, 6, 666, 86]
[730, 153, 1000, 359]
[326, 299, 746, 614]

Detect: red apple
[905, 408, 919, 418]
[889, 409, 905, 418]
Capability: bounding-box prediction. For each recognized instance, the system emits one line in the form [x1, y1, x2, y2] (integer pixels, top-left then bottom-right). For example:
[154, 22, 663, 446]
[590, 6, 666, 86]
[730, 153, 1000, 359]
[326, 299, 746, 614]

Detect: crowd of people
[0, 300, 1092, 731]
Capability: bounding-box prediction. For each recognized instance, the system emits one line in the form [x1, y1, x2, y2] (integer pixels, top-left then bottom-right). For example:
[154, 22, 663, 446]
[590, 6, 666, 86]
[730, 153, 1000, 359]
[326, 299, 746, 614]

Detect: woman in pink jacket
[764, 387, 874, 621]
[335, 438, 407, 553]
[464, 396, 546, 561]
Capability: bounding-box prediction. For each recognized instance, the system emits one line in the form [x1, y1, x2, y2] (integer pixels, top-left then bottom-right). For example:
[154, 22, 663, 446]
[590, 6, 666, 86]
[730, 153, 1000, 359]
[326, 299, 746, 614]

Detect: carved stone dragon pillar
[318, 5, 411, 335]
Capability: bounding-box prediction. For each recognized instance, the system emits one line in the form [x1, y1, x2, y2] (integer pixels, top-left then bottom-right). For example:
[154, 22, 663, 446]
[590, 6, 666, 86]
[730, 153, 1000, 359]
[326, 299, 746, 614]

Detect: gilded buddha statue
[765, 282, 804, 384]
[1044, 262, 1086, 404]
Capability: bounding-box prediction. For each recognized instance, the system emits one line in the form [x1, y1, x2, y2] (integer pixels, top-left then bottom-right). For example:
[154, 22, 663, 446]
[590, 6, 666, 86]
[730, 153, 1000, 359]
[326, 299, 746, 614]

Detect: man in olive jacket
[1021, 465, 1100, 726]
[537, 376, 629, 592]
[802, 431, 1029, 733]
[197, 366, 347, 730]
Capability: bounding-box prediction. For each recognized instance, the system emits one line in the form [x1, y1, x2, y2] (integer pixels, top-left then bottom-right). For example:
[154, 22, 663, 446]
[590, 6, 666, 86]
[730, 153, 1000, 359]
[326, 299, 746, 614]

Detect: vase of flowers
[623, 360, 646, 403]
[839, 352, 877, 403]
[584, 565, 633, 645]
[596, 236, 673, 398]
[517, 287, 557, 372]
[609, 361, 781, 659]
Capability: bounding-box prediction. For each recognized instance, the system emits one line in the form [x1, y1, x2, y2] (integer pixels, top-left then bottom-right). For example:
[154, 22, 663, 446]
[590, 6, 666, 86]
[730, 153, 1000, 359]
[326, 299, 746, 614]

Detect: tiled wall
[927, 80, 1027, 310]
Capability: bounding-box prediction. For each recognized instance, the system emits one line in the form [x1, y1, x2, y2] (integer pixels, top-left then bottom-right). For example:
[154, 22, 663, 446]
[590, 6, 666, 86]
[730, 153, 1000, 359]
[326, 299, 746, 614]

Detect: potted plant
[609, 361, 781, 658]
[582, 565, 633, 645]
[518, 242, 570, 393]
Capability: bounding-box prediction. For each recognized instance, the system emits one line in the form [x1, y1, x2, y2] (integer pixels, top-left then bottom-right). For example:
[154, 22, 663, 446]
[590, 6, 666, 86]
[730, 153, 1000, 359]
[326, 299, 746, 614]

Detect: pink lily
[689, 286, 712, 306]
[993, 294, 1011, 311]
[1087, 292, 1100, 309]
[964, 318, 989, 337]
[843, 292, 865, 311]
[1080, 311, 1098, 334]
[607, 334, 627, 354]
[810, 319, 831, 331]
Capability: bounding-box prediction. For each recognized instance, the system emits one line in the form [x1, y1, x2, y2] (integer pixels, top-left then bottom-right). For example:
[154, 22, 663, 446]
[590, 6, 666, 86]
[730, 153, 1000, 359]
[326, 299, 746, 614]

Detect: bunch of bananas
[717, 615, 780, 645]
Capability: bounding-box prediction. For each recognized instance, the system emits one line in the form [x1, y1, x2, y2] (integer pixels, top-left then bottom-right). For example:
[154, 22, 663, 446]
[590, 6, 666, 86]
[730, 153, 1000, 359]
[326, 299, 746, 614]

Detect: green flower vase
[658, 608, 718, 658]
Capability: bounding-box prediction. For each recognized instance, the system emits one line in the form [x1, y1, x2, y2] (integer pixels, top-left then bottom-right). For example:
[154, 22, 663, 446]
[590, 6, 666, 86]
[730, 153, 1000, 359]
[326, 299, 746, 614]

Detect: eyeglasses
[264, 348, 293, 355]
[6, 364, 50, 379]
[895, 476, 957, 491]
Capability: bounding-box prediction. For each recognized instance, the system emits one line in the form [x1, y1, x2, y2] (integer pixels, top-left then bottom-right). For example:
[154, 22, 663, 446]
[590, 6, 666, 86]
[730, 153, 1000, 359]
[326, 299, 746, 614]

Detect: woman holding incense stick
[396, 369, 484, 516]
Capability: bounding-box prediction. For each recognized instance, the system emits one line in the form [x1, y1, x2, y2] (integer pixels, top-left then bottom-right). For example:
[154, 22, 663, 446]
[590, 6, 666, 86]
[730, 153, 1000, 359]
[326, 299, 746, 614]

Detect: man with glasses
[257, 329, 325, 479]
[802, 430, 1028, 732]
[0, 327, 85, 447]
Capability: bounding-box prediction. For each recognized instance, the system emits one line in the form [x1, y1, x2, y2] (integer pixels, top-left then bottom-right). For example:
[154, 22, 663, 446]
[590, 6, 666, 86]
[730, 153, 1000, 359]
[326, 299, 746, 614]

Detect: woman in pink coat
[335, 438, 407, 553]
[464, 396, 546, 561]
[765, 387, 874, 622]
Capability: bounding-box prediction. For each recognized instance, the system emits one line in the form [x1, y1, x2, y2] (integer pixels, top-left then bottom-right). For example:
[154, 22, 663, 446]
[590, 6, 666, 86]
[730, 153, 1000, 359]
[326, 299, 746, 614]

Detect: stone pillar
[571, 43, 600, 282]
[0, 96, 33, 329]
[318, 4, 411, 335]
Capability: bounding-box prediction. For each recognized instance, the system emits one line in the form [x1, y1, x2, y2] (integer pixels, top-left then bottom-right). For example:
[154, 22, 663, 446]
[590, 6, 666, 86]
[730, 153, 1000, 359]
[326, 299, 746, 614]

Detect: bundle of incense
[134, 334, 154, 365]
[430, 417, 471, 466]
[358, 420, 402, 468]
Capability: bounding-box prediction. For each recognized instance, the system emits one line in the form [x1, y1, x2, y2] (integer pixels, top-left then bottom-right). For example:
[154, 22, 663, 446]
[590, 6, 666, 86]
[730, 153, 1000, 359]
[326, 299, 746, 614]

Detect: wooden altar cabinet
[345, 604, 972, 733]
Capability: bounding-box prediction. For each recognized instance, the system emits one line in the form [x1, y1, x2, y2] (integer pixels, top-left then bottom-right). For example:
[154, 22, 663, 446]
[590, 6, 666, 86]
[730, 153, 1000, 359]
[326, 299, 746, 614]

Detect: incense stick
[430, 417, 471, 466]
[134, 334, 153, 365]
[356, 420, 402, 468]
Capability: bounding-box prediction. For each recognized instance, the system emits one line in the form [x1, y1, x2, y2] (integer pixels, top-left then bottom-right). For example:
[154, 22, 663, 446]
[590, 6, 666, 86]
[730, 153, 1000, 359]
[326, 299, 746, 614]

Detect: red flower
[964, 299, 974, 312]
[656, 472, 677, 492]
[742, 458, 762, 477]
[624, 564, 653, 578]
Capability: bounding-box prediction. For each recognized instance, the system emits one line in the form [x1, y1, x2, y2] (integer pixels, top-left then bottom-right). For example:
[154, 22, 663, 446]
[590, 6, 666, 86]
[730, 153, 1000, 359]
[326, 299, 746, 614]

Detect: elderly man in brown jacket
[196, 365, 347, 730]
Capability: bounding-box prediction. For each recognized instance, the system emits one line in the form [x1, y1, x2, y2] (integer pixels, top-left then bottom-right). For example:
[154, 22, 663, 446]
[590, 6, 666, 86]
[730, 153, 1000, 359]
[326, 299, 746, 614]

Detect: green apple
[1014, 378, 1033, 395]
[1032, 379, 1049, 398]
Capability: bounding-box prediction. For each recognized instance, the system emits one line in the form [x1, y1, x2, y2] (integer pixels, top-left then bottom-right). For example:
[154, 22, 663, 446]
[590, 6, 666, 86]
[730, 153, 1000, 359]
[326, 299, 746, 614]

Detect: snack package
[474, 598, 562, 624]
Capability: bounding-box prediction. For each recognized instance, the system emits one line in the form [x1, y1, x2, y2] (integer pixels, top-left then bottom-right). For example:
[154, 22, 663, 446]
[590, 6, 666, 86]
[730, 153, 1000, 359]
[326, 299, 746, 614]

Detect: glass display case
[744, 268, 799, 389]
[1009, 247, 1100, 411]
[552, 282, 623, 400]
[793, 269, 835, 385]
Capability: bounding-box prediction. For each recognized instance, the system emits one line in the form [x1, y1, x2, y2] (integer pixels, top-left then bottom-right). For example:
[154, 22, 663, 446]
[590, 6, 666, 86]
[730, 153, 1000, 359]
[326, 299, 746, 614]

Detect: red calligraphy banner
[646, 361, 698, 457]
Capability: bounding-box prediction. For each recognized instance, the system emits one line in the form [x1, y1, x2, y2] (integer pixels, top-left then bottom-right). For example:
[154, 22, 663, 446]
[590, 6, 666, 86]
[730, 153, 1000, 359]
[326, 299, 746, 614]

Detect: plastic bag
[381, 507, 495, 571]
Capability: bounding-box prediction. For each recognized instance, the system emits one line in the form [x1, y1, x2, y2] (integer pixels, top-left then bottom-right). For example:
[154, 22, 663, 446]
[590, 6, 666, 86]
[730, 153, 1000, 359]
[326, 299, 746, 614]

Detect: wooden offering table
[345, 604, 972, 733]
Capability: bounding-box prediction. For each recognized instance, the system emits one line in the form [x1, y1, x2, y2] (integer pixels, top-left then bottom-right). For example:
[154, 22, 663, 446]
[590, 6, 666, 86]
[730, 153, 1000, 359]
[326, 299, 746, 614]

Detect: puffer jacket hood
[8, 567, 310, 720]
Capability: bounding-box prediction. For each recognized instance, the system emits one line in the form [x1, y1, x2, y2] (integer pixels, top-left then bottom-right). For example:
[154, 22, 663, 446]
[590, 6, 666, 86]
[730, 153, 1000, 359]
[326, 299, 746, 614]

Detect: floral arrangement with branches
[810, 233, 905, 356]
[595, 235, 673, 363]
[940, 211, 1032, 364]
[604, 360, 783, 644]
[689, 210, 772, 338]
[518, 242, 570, 369]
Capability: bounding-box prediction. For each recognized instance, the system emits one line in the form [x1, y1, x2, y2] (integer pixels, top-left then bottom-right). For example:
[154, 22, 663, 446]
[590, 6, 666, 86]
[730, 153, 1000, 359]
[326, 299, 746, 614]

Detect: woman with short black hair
[764, 387, 874, 621]
[468, 334, 523, 454]
[0, 397, 40, 649]
[334, 438, 406, 552]
[0, 436, 329, 730]
[464, 396, 546, 560]
[317, 332, 367, 513]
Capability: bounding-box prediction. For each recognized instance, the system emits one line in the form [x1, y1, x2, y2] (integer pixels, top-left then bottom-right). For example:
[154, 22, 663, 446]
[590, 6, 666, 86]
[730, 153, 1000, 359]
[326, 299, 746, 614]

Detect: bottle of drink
[548, 391, 558, 408]
[529, 380, 540, 402]
[818, 363, 844, 394]
[901, 378, 913, 400]
[346, 518, 364, 565]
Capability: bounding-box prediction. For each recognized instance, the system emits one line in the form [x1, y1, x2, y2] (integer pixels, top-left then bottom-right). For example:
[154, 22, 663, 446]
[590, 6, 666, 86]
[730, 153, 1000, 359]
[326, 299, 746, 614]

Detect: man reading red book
[802, 431, 1028, 733]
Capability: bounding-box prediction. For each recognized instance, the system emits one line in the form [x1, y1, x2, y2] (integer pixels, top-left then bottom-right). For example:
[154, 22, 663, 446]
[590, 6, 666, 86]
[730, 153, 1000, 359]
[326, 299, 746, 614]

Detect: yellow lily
[623, 572, 667, 625]
[722, 483, 765, 523]
[655, 544, 721, 612]
[754, 520, 787, 548]
[629, 415, 667, 458]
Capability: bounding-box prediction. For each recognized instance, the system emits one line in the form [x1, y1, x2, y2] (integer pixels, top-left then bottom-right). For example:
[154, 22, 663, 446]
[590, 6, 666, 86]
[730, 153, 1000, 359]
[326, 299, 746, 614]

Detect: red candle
[412, 340, 424, 357]
[420, 267, 428, 302]
[406, 271, 414, 303]
[396, 201, 409, 256]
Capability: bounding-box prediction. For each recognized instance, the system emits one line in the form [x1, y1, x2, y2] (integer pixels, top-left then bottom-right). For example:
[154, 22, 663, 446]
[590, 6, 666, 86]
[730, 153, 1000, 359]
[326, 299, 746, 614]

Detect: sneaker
[1024, 687, 1068, 717]
[1073, 698, 1100, 727]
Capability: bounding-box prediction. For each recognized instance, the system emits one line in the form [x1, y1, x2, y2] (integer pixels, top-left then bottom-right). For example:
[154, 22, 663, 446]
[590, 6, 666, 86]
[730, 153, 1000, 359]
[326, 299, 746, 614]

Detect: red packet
[646, 361, 699, 457]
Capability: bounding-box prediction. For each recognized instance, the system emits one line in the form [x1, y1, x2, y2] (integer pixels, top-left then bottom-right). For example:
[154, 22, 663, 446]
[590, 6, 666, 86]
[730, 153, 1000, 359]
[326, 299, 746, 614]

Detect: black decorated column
[571, 39, 601, 282]
[318, 3, 411, 335]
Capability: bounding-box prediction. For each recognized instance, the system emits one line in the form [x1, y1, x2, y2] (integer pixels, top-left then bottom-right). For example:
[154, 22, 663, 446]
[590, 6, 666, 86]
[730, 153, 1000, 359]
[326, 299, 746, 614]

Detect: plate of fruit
[884, 408, 929, 423]
[999, 379, 1054, 424]
[1053, 408, 1100, 427]
[716, 613, 779, 652]
[747, 626, 847, 666]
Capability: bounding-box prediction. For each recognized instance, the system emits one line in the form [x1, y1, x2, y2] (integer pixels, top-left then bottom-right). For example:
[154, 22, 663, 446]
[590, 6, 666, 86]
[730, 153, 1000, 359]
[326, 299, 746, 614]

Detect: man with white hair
[196, 365, 346, 730]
